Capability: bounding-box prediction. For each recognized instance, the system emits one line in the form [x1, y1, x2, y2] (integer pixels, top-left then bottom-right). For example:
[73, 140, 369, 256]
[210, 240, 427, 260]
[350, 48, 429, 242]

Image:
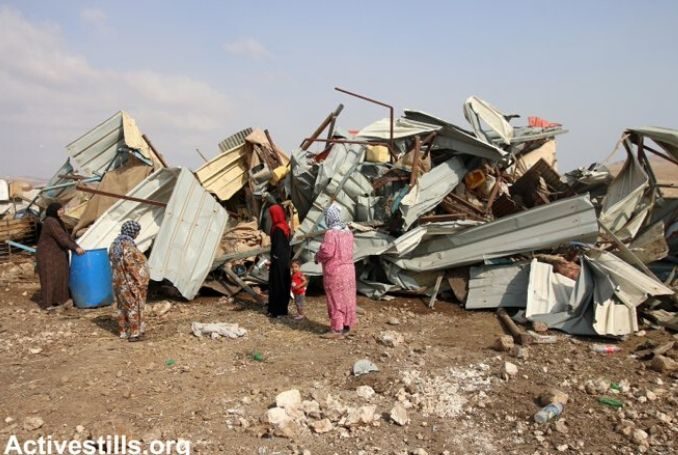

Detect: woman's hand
[75, 247, 85, 256]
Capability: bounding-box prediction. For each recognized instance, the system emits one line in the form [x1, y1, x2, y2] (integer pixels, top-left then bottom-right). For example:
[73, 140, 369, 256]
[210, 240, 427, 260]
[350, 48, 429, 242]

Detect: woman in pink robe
[315, 203, 357, 339]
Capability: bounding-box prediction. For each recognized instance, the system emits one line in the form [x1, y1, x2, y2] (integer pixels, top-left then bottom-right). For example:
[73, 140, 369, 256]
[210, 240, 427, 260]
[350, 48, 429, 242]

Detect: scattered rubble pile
[1, 89, 677, 340]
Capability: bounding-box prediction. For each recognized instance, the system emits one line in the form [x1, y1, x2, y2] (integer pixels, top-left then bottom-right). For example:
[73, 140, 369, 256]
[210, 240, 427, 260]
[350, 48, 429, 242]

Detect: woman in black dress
[267, 204, 291, 317]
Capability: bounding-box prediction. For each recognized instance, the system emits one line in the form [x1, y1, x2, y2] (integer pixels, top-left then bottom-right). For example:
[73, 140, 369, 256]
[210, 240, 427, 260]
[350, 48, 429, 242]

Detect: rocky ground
[0, 272, 677, 455]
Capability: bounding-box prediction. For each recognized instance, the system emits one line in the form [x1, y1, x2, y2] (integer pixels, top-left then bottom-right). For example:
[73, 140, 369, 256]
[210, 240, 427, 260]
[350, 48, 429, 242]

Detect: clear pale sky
[1, 1, 677, 178]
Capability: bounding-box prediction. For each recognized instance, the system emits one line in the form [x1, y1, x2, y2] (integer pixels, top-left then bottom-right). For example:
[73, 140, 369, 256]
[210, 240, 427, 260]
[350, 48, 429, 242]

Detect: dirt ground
[0, 278, 677, 455]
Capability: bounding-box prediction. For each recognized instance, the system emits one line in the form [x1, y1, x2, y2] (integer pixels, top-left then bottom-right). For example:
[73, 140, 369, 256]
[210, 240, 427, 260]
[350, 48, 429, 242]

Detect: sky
[1, 1, 678, 179]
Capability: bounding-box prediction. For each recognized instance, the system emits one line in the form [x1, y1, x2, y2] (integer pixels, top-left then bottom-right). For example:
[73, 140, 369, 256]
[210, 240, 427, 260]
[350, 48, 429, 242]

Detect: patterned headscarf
[110, 220, 141, 262]
[325, 203, 346, 230]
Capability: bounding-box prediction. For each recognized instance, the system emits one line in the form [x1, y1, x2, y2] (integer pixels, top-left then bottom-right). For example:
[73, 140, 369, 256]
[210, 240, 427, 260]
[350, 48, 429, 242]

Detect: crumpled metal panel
[524, 250, 673, 336]
[599, 150, 649, 237]
[78, 168, 179, 251]
[463, 96, 514, 145]
[293, 145, 370, 264]
[403, 110, 507, 162]
[525, 259, 575, 318]
[358, 117, 440, 139]
[148, 168, 228, 300]
[66, 111, 162, 175]
[387, 220, 481, 256]
[399, 157, 467, 230]
[465, 263, 529, 310]
[194, 128, 253, 202]
[626, 127, 678, 160]
[386, 195, 599, 272]
[289, 149, 318, 219]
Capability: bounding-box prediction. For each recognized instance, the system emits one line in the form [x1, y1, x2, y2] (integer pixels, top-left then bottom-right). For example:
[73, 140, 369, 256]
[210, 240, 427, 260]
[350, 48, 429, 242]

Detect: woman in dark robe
[36, 202, 85, 309]
[267, 204, 291, 318]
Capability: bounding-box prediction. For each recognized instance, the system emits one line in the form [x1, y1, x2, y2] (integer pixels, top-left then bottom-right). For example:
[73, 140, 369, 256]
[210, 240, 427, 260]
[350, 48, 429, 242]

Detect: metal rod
[428, 275, 444, 309]
[195, 148, 209, 163]
[300, 104, 344, 150]
[643, 144, 678, 166]
[75, 185, 167, 208]
[303, 138, 390, 148]
[5, 240, 36, 254]
[335, 87, 395, 156]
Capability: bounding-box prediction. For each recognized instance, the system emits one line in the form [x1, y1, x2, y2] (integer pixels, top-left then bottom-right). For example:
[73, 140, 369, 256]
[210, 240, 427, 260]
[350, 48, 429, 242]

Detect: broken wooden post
[223, 266, 266, 305]
[497, 308, 533, 345]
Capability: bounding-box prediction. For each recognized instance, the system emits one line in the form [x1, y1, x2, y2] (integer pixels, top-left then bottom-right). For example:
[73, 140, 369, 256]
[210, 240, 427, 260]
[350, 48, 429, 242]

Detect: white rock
[265, 407, 290, 428]
[345, 405, 377, 426]
[387, 318, 401, 326]
[556, 444, 568, 452]
[501, 362, 518, 379]
[411, 449, 428, 455]
[75, 425, 85, 433]
[4, 417, 14, 424]
[310, 418, 333, 434]
[23, 416, 44, 431]
[377, 331, 404, 348]
[301, 400, 321, 419]
[646, 390, 657, 401]
[356, 385, 376, 400]
[323, 395, 347, 422]
[29, 347, 42, 355]
[390, 403, 410, 426]
[632, 429, 649, 445]
[276, 389, 302, 411]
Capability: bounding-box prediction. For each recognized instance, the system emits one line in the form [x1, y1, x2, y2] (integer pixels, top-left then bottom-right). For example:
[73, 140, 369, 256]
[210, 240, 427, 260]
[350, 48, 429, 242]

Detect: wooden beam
[75, 185, 167, 208]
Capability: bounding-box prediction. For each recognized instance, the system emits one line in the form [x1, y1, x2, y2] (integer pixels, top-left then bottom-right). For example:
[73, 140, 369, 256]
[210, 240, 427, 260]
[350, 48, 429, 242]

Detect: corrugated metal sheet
[599, 149, 649, 236]
[525, 259, 575, 318]
[195, 128, 253, 201]
[400, 157, 467, 230]
[77, 168, 179, 251]
[385, 194, 599, 272]
[626, 127, 678, 160]
[465, 264, 529, 310]
[148, 168, 228, 299]
[66, 111, 162, 176]
[463, 96, 514, 145]
[358, 117, 440, 139]
[403, 110, 507, 162]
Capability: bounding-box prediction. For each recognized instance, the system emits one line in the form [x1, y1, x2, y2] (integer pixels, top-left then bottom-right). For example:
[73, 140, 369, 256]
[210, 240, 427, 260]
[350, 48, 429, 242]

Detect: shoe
[128, 334, 145, 343]
[294, 315, 305, 320]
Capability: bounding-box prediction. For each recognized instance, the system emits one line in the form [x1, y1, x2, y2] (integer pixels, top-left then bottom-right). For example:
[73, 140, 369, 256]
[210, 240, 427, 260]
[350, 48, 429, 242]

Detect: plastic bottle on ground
[534, 403, 564, 423]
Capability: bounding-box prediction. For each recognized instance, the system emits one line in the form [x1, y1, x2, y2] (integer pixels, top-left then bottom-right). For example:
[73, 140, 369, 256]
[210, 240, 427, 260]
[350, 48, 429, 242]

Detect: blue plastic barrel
[69, 248, 114, 309]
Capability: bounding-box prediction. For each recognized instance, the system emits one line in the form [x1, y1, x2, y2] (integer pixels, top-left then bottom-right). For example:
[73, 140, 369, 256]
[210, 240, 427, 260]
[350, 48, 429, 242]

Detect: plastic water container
[69, 248, 114, 309]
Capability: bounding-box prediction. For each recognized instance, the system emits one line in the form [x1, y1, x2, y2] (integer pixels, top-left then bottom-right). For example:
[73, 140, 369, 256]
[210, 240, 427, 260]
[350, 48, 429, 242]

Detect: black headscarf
[44, 202, 65, 229]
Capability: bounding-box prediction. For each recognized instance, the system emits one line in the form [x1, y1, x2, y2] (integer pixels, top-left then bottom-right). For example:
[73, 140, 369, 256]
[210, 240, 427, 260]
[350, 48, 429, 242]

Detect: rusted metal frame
[264, 129, 286, 168]
[58, 174, 89, 181]
[300, 104, 344, 150]
[142, 134, 169, 168]
[418, 213, 472, 223]
[372, 175, 409, 191]
[642, 143, 678, 166]
[303, 138, 390, 148]
[75, 185, 167, 208]
[334, 87, 396, 157]
[445, 192, 486, 217]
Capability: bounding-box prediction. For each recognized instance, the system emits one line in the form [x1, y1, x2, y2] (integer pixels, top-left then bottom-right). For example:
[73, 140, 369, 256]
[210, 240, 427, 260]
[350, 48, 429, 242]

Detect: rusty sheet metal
[194, 128, 253, 201]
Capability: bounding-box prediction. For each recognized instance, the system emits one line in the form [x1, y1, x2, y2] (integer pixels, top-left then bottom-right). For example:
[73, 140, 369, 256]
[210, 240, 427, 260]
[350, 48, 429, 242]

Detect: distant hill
[607, 157, 678, 199]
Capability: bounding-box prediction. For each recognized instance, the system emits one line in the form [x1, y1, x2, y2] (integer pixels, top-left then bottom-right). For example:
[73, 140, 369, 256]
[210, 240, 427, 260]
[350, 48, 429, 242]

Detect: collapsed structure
[2, 90, 677, 338]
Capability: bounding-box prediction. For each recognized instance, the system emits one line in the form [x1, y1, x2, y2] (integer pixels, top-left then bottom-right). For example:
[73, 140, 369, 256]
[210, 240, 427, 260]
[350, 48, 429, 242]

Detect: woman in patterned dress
[109, 220, 149, 342]
[315, 203, 357, 339]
